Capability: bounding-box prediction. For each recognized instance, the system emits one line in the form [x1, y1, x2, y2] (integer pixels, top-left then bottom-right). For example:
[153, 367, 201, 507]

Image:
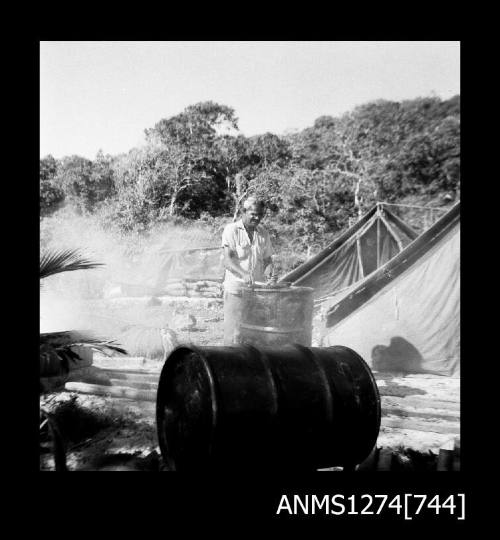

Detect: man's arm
[223, 246, 252, 284]
[221, 223, 250, 282]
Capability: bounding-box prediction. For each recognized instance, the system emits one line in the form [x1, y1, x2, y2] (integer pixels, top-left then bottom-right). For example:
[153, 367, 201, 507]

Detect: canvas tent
[279, 203, 419, 302]
[319, 202, 460, 377]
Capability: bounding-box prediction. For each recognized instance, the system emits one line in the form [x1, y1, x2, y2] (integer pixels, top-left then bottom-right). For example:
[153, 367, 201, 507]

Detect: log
[201, 288, 221, 293]
[381, 395, 460, 412]
[101, 369, 160, 383]
[163, 278, 222, 287]
[65, 381, 157, 402]
[109, 378, 159, 391]
[164, 285, 187, 292]
[379, 386, 459, 402]
[197, 280, 218, 288]
[381, 405, 459, 422]
[381, 417, 460, 435]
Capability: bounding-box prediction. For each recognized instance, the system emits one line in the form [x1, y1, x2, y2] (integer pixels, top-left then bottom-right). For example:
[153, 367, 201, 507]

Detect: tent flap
[285, 204, 416, 300]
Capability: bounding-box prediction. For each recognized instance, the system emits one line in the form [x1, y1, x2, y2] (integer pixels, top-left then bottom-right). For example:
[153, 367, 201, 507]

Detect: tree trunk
[231, 173, 247, 221]
[169, 192, 177, 216]
[354, 177, 363, 220]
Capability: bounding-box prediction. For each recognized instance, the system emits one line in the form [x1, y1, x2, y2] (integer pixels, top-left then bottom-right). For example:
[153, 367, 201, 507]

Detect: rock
[160, 328, 178, 358]
[171, 313, 197, 331]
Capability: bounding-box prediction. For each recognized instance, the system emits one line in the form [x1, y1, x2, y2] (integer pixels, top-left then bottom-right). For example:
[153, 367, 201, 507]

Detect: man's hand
[242, 272, 254, 286]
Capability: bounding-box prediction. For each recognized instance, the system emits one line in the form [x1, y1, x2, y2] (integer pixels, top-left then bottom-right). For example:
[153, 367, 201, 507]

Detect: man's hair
[242, 196, 266, 211]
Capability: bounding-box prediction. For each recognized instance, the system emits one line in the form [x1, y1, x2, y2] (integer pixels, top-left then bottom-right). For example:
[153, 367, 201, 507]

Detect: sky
[40, 41, 460, 160]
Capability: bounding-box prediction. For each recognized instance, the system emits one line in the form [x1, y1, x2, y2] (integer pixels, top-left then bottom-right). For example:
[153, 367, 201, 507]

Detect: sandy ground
[40, 296, 460, 470]
[40, 392, 160, 471]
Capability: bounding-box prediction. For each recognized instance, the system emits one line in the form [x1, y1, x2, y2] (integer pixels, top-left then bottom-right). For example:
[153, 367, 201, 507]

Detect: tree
[40, 155, 64, 215]
[54, 155, 95, 213]
[287, 96, 460, 218]
[56, 95, 459, 269]
[106, 146, 161, 231]
[150, 140, 201, 218]
[146, 101, 238, 146]
[381, 116, 460, 197]
[90, 150, 116, 202]
[246, 165, 332, 254]
[221, 132, 292, 218]
[144, 101, 240, 218]
[287, 115, 342, 169]
[53, 152, 117, 213]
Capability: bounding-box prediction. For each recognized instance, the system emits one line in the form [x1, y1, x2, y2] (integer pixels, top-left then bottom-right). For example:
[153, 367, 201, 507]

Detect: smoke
[40, 208, 221, 342]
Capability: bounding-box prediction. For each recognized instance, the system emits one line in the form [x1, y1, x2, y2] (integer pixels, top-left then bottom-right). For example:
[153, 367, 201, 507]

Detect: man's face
[242, 204, 265, 229]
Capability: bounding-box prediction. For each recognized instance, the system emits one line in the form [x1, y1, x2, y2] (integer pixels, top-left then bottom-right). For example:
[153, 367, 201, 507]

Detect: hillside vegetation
[40, 96, 460, 274]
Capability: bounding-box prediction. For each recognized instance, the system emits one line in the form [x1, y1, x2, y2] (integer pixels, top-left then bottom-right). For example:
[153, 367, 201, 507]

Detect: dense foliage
[40, 96, 460, 269]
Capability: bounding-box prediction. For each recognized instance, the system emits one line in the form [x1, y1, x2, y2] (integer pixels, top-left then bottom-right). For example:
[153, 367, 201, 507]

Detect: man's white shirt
[221, 219, 273, 293]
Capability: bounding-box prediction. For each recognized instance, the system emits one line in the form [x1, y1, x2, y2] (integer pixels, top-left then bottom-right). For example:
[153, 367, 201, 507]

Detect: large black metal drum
[156, 344, 381, 471]
[238, 285, 314, 346]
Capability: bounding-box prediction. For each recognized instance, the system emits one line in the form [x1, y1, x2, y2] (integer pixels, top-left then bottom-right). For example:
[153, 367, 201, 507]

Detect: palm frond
[40, 332, 127, 381]
[40, 330, 127, 356]
[70, 340, 128, 356]
[40, 248, 104, 280]
[39, 250, 127, 387]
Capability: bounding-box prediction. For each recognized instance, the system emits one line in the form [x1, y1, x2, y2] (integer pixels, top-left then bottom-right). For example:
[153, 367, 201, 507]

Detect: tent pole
[376, 204, 381, 268]
[356, 237, 365, 278]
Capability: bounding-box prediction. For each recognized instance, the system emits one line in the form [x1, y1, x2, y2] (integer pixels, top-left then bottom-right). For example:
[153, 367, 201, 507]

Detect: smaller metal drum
[238, 285, 314, 346]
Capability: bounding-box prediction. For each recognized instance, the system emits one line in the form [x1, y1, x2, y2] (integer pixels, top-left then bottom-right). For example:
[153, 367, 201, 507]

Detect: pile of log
[159, 278, 222, 298]
[354, 440, 460, 471]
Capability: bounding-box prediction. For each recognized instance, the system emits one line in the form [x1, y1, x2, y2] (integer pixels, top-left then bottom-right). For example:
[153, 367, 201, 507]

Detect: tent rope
[377, 201, 449, 212]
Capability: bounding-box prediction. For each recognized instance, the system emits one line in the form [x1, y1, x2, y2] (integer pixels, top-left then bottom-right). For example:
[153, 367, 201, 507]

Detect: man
[221, 196, 274, 344]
